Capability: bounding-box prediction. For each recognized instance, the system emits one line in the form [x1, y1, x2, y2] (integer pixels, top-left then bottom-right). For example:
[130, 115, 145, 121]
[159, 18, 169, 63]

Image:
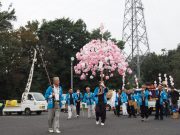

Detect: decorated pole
[134, 75, 139, 89]
[100, 23, 104, 40]
[164, 73, 168, 87]
[122, 74, 126, 90]
[100, 71, 103, 82]
[169, 75, 174, 87]
[158, 73, 162, 85]
[154, 80, 157, 88]
[100, 23, 104, 82]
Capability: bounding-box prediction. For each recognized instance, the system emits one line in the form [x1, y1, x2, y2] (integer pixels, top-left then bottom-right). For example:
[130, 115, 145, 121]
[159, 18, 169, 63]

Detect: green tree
[140, 45, 180, 89]
[0, 2, 16, 31]
[90, 28, 125, 50]
[167, 45, 180, 88]
[141, 53, 169, 83]
[0, 2, 18, 99]
[38, 18, 91, 92]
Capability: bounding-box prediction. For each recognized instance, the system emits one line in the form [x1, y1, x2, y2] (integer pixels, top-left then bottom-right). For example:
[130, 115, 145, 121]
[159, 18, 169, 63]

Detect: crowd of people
[44, 77, 179, 134]
[113, 85, 179, 120]
[45, 77, 108, 133]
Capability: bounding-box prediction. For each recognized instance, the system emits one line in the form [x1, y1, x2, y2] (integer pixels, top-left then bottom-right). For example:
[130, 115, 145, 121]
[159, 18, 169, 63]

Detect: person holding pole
[45, 77, 63, 134]
[94, 81, 108, 126]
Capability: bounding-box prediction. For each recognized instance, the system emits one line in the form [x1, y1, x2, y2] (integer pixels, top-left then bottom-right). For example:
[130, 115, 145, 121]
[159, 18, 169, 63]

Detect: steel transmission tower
[122, 0, 150, 80]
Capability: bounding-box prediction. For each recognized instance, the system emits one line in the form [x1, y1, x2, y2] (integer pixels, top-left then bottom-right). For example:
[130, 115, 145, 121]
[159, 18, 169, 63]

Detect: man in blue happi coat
[94, 81, 108, 126]
[45, 77, 63, 134]
[155, 85, 167, 120]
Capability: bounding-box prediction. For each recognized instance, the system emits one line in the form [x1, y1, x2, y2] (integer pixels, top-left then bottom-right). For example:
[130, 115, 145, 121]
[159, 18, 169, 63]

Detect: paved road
[0, 111, 180, 135]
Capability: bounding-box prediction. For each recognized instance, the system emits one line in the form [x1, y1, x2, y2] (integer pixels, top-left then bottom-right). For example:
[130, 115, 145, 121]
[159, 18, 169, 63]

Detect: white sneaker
[96, 121, 99, 125]
[67, 117, 71, 120]
[101, 123, 105, 126]
[145, 118, 149, 121]
[55, 129, 61, 134]
[48, 128, 54, 133]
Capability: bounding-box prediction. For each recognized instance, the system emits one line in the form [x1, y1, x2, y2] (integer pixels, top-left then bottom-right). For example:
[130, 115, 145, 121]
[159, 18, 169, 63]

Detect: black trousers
[140, 105, 148, 118]
[127, 104, 136, 117]
[96, 103, 106, 123]
[0, 108, 2, 116]
[155, 102, 164, 119]
[116, 104, 121, 117]
[76, 102, 80, 115]
[164, 101, 170, 117]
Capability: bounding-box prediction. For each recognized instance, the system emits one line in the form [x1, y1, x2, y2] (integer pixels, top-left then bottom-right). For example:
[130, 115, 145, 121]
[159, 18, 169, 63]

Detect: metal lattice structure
[122, 0, 150, 80]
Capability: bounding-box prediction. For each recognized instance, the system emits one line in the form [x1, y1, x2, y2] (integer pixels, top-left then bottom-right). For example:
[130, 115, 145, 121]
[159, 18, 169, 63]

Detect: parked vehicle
[3, 50, 47, 116]
[3, 92, 47, 115]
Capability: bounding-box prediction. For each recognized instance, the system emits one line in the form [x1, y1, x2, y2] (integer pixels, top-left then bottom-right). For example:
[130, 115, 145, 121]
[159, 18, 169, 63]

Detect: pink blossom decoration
[74, 39, 130, 80]
[127, 68, 132, 74]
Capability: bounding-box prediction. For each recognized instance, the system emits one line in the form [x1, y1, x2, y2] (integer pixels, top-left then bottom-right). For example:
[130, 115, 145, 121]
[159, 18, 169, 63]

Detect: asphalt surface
[0, 111, 180, 135]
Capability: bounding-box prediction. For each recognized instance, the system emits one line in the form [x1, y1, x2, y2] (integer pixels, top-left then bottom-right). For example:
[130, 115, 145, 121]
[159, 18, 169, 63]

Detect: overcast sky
[1, 0, 180, 54]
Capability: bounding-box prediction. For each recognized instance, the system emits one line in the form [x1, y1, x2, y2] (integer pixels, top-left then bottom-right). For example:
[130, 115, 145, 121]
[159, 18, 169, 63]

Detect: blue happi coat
[66, 93, 77, 106]
[74, 92, 83, 101]
[115, 93, 121, 106]
[155, 89, 167, 105]
[94, 87, 108, 104]
[138, 89, 150, 107]
[121, 91, 128, 103]
[44, 85, 63, 109]
[83, 92, 95, 105]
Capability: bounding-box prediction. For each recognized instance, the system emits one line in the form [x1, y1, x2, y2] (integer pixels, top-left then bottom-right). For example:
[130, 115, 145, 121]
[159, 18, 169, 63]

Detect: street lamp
[71, 57, 75, 90]
[5, 67, 8, 74]
[5, 69, 8, 74]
